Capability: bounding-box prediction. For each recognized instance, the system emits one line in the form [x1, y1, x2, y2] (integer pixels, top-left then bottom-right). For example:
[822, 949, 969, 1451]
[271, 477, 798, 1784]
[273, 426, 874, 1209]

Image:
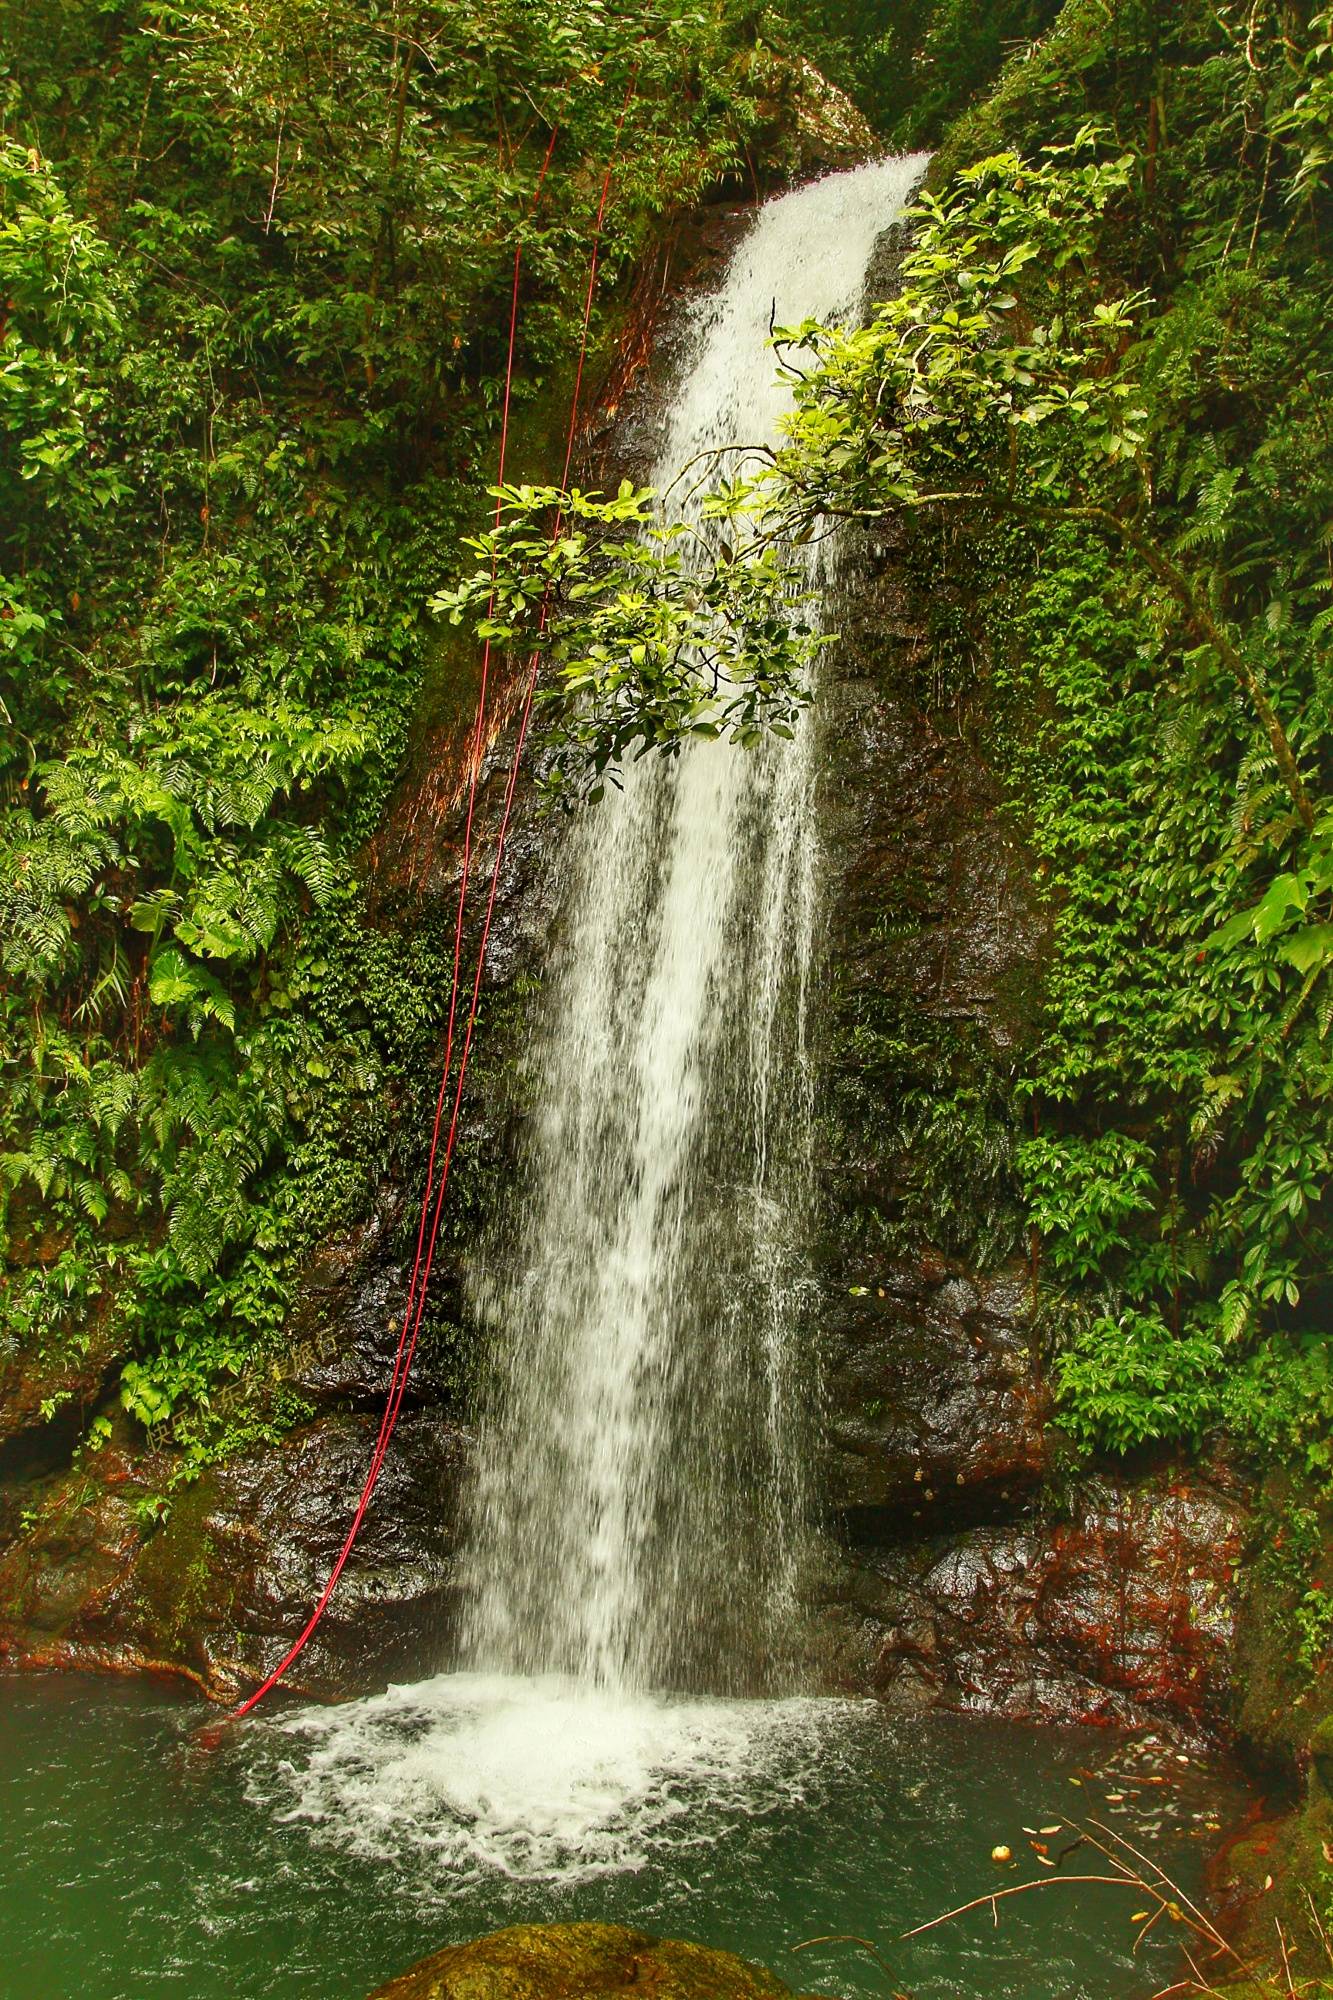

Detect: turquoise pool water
[0, 1671, 1244, 2000]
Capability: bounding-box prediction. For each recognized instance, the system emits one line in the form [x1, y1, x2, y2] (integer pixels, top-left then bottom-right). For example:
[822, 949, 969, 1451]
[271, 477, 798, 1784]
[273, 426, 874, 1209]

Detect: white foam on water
[258, 1673, 856, 1885]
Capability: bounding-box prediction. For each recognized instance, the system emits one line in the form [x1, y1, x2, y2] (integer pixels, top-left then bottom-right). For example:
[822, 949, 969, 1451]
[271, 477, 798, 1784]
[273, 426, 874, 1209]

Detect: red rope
[359, 110, 627, 1467]
[233, 101, 628, 1718]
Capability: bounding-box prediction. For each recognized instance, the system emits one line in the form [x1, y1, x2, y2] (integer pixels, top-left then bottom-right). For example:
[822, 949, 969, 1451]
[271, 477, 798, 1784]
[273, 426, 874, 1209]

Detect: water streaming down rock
[461, 155, 929, 1698]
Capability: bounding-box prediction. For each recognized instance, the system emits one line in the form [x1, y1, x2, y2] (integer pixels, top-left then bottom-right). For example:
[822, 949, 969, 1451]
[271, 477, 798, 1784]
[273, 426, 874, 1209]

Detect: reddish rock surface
[846, 1471, 1245, 1737]
[0, 1313, 121, 1452]
[0, 1408, 464, 1700]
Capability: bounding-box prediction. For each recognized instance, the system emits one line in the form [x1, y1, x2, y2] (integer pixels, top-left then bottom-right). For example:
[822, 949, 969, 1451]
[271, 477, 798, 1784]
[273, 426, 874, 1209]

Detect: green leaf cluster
[434, 479, 824, 800]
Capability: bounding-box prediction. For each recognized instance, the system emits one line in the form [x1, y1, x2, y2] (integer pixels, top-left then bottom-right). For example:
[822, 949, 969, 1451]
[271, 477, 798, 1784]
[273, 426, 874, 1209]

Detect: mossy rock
[365, 1922, 837, 2000]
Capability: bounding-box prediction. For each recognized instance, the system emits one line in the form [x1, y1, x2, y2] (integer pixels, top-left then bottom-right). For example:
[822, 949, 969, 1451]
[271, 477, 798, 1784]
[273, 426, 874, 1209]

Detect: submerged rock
[366, 1923, 835, 2000]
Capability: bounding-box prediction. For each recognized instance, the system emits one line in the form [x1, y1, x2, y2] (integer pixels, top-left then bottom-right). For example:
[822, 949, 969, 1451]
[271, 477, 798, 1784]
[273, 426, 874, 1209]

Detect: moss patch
[365, 1923, 835, 2000]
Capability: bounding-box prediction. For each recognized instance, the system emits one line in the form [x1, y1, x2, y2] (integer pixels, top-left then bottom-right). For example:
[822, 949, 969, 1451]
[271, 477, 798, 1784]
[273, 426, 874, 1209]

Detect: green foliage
[769, 0, 1063, 142]
[1019, 1132, 1160, 1283]
[435, 480, 823, 799]
[1252, 1498, 1333, 1684]
[1210, 813, 1333, 979]
[769, 135, 1147, 513]
[1224, 1339, 1333, 1487]
[825, 987, 1024, 1270]
[1053, 1308, 1222, 1454]
[965, 2, 1333, 1469]
[0, 0, 790, 1453]
[725, 0, 1333, 1473]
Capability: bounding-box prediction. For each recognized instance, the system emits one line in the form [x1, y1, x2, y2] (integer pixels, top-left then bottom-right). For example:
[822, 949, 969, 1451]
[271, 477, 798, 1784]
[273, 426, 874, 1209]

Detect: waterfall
[460, 154, 928, 1699]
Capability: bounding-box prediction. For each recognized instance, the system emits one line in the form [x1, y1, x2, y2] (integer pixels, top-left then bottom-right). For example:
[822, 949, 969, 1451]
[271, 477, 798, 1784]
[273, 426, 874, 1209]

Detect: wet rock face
[0, 1318, 121, 1461]
[810, 493, 1247, 1740]
[0, 1409, 465, 1700]
[366, 1923, 834, 2000]
[287, 1198, 469, 1412]
[844, 1473, 1245, 1737]
[825, 1263, 1048, 1522]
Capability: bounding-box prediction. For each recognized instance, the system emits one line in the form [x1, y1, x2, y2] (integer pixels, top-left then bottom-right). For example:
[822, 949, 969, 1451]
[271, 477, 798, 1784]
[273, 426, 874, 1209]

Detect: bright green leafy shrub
[435, 480, 824, 800]
[1053, 1309, 1223, 1454]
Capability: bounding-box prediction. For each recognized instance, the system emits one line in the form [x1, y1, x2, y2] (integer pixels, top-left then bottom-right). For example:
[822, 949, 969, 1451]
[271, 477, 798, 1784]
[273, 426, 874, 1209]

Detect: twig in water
[791, 1932, 912, 1997]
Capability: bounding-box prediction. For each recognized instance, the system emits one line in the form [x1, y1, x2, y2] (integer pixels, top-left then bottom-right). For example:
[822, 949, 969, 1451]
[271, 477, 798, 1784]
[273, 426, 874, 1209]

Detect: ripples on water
[0, 1672, 1245, 2000]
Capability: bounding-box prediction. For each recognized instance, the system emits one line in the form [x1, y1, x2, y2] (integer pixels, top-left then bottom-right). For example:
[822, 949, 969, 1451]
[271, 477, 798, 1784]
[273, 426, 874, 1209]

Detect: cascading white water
[460, 154, 929, 1700]
[249, 161, 1244, 1946]
[258, 156, 928, 1890]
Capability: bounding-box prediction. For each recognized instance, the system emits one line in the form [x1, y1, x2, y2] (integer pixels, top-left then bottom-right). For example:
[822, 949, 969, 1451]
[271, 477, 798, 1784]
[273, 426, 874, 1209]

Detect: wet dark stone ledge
[0, 1405, 465, 1700]
[816, 1238, 1247, 1741]
[826, 1262, 1049, 1524]
[834, 1469, 1246, 1739]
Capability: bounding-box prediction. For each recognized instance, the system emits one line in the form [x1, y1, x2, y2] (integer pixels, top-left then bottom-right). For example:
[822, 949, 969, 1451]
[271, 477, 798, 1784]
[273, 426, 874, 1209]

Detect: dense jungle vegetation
[808, 0, 1333, 1502]
[0, 0, 1046, 1472]
[836, 0, 1333, 1485]
[4, 0, 1333, 1533]
[3, 0, 738, 1459]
